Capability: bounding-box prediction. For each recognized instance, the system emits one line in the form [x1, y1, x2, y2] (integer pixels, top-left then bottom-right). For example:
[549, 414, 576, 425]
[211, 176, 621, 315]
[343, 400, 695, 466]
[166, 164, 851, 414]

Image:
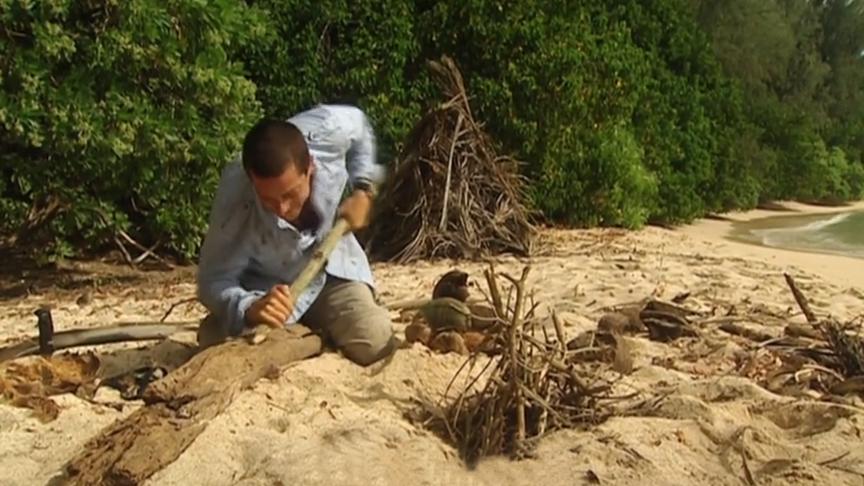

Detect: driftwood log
[56, 218, 350, 484]
[59, 325, 322, 485]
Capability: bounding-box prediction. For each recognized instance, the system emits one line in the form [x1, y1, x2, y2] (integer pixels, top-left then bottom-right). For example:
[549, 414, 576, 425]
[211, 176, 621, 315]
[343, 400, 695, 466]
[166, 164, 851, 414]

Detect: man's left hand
[339, 189, 373, 231]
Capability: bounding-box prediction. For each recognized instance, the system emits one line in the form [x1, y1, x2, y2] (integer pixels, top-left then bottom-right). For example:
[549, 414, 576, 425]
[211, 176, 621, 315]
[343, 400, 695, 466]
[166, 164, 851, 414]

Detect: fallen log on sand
[57, 324, 322, 485]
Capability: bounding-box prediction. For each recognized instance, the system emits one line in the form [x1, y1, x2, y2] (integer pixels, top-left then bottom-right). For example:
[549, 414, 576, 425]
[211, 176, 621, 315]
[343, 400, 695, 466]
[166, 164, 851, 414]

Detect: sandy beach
[1, 202, 863, 486]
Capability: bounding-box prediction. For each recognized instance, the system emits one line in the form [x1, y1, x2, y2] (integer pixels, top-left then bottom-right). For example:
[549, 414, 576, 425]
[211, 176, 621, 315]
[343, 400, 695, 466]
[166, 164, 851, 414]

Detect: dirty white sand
[1, 202, 863, 486]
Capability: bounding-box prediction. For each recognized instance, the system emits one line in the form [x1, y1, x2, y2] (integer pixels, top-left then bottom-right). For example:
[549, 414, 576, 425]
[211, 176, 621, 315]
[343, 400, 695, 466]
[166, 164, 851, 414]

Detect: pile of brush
[412, 264, 618, 468]
[367, 55, 536, 263]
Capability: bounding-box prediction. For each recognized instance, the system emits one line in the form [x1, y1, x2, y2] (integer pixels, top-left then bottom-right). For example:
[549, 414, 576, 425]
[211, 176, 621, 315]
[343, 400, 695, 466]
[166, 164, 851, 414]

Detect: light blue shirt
[196, 104, 385, 336]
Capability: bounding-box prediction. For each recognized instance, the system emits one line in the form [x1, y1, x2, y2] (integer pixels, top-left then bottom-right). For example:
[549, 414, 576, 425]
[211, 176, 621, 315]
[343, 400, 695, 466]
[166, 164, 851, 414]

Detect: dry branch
[784, 273, 818, 324]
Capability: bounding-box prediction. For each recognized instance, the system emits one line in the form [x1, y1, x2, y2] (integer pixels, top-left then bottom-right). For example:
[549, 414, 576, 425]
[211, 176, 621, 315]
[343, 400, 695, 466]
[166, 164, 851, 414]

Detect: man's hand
[338, 189, 373, 231]
[245, 284, 294, 328]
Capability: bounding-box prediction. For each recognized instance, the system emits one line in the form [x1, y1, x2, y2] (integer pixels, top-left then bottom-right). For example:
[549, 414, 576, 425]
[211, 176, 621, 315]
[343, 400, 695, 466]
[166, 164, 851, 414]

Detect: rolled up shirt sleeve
[196, 164, 262, 336]
[334, 105, 385, 189]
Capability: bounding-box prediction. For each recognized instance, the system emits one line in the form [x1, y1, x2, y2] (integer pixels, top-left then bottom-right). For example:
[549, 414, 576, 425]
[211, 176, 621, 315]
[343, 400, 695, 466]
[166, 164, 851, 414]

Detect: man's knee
[342, 333, 397, 366]
[337, 310, 396, 366]
[304, 278, 398, 366]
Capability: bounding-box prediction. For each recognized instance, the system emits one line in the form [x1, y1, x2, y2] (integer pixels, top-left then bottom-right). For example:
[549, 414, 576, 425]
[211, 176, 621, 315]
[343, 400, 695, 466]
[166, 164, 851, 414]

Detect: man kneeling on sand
[195, 104, 396, 366]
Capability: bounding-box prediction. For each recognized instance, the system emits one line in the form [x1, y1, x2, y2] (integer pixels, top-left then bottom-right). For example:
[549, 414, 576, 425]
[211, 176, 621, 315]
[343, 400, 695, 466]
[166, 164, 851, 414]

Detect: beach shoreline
[680, 200, 864, 289]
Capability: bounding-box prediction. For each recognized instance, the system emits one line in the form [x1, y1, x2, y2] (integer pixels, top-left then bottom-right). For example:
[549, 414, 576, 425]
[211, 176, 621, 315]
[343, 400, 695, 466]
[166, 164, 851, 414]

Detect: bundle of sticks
[417, 264, 617, 467]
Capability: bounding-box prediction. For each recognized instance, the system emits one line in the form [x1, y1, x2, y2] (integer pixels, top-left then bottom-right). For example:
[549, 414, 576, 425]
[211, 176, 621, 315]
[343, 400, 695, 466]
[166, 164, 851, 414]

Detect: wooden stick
[784, 273, 818, 324]
[0, 322, 198, 363]
[552, 311, 567, 357]
[484, 263, 505, 318]
[505, 266, 530, 456]
[292, 218, 351, 297]
[245, 218, 352, 332]
[160, 297, 198, 322]
[439, 113, 464, 230]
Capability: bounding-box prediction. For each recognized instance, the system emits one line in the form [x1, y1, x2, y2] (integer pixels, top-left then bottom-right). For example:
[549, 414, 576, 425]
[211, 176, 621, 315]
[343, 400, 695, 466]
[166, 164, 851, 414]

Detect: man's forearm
[197, 278, 264, 336]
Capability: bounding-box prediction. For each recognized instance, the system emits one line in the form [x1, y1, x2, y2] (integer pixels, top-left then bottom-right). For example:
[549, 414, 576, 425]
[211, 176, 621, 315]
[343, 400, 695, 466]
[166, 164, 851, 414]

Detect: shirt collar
[251, 162, 329, 237]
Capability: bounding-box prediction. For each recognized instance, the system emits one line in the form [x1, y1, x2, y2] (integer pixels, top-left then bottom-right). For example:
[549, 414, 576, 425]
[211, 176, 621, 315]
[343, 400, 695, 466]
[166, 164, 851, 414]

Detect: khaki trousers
[197, 276, 396, 366]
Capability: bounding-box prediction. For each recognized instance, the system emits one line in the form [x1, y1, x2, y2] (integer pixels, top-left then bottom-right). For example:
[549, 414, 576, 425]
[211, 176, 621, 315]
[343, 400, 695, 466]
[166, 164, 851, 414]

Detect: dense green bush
[693, 0, 864, 207]
[239, 0, 421, 164]
[415, 1, 661, 227]
[0, 0, 264, 260]
[1, 0, 862, 261]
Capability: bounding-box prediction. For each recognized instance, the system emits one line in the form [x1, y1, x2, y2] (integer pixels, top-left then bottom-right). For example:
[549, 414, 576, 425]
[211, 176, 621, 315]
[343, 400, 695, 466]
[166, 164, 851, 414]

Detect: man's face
[249, 162, 314, 223]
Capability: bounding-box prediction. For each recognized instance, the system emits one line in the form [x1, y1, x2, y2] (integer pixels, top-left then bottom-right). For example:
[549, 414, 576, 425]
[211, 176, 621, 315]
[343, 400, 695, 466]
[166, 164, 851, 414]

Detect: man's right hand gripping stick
[245, 218, 352, 340]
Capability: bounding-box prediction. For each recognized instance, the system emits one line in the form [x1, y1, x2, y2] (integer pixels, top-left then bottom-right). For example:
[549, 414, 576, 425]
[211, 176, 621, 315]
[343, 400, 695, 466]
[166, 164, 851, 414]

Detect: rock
[405, 322, 433, 345]
[463, 331, 492, 353]
[429, 331, 469, 355]
[419, 297, 471, 333]
[432, 270, 470, 301]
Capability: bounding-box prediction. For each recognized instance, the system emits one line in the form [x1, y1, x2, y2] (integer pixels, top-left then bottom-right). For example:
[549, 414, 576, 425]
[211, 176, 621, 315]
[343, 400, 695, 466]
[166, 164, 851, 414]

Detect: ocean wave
[755, 212, 852, 236]
[747, 210, 864, 258]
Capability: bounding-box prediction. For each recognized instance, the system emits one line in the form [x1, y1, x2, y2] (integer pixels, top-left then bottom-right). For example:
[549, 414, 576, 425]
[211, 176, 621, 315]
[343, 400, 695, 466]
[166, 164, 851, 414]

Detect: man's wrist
[352, 179, 377, 198]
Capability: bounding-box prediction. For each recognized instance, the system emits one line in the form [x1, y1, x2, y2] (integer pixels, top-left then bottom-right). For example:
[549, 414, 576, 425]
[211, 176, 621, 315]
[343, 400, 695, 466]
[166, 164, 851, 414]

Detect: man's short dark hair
[242, 118, 310, 178]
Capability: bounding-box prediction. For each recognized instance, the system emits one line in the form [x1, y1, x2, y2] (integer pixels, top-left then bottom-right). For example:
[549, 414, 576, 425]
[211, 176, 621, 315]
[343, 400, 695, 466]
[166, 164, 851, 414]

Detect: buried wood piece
[783, 273, 818, 324]
[831, 376, 864, 395]
[0, 353, 101, 422]
[61, 325, 322, 486]
[785, 323, 824, 341]
[719, 322, 776, 343]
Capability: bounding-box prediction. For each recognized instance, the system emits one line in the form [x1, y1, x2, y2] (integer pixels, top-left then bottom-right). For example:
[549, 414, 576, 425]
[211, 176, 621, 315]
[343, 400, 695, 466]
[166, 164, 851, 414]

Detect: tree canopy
[1, 0, 862, 261]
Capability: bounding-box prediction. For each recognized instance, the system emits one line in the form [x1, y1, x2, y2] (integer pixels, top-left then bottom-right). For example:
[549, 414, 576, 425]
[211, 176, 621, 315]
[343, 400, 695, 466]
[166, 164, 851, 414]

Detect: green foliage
[415, 1, 662, 227]
[609, 0, 723, 222]
[2, 0, 863, 262]
[693, 0, 864, 207]
[0, 0, 264, 259]
[239, 0, 420, 164]
[788, 140, 864, 204]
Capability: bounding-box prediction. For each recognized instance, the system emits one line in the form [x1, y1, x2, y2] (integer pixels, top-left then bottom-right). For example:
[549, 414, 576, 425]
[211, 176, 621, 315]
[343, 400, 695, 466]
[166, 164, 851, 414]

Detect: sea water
[731, 210, 864, 259]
